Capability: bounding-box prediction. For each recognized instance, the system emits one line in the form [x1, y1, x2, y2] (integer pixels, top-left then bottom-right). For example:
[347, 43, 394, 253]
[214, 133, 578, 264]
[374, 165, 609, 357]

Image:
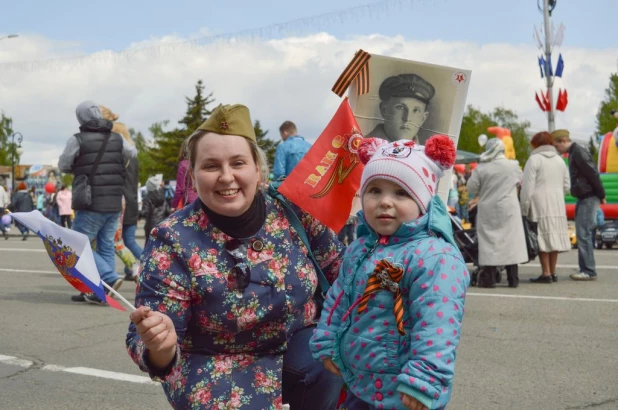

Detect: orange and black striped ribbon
[332, 49, 371, 97]
[357, 259, 406, 335]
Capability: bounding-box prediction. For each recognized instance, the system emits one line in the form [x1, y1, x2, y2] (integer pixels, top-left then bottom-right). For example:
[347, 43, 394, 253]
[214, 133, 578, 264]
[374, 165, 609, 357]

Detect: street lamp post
[10, 132, 24, 193]
[0, 34, 19, 41]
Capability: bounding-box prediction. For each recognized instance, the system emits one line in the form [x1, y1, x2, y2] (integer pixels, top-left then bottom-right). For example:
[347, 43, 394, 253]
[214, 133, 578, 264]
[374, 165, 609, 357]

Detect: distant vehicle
[595, 220, 617, 249]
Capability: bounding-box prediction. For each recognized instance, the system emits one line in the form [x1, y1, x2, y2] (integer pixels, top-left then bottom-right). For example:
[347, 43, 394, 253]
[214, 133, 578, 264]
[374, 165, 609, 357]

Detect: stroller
[449, 204, 504, 286]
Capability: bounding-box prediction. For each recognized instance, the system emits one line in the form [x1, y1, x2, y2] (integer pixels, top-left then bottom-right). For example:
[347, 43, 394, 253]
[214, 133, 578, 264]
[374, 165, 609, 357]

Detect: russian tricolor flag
[9, 211, 129, 311]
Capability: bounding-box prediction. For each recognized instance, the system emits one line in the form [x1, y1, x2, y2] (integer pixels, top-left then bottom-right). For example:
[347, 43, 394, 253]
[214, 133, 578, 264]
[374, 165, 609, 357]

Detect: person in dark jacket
[8, 182, 35, 240]
[553, 129, 606, 281]
[58, 100, 137, 304]
[107, 116, 143, 280]
[141, 174, 168, 246]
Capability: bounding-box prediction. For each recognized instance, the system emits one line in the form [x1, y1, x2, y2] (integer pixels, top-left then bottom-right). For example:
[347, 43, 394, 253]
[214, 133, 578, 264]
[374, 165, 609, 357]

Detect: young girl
[310, 135, 470, 410]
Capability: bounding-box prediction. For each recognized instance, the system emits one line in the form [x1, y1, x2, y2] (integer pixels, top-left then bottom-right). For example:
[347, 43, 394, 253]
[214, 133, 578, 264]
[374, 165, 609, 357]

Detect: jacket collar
[356, 195, 457, 247]
[79, 118, 113, 133]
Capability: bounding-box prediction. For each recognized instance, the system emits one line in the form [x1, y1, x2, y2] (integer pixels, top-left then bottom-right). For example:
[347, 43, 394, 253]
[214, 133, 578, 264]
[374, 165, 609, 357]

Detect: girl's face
[362, 179, 421, 236]
[191, 133, 260, 217]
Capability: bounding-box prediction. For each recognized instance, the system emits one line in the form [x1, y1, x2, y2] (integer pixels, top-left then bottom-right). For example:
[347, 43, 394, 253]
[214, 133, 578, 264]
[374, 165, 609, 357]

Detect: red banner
[278, 98, 364, 233]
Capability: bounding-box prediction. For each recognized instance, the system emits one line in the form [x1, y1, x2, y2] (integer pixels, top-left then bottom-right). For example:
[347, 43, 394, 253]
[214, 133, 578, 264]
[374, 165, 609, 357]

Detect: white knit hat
[358, 135, 456, 214]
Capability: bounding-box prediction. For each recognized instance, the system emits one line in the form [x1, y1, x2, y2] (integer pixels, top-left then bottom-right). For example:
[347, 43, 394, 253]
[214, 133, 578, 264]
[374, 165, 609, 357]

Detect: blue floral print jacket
[310, 196, 470, 410]
[126, 193, 343, 409]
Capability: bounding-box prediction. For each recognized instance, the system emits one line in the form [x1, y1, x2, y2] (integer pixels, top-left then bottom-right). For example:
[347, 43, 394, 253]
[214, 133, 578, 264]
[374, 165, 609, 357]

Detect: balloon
[454, 164, 465, 174]
[45, 182, 55, 194]
[1, 214, 11, 225]
[477, 134, 488, 147]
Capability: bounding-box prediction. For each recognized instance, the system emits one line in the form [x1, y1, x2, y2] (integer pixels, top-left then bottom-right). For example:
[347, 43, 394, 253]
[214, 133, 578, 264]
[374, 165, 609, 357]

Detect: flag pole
[102, 282, 137, 311]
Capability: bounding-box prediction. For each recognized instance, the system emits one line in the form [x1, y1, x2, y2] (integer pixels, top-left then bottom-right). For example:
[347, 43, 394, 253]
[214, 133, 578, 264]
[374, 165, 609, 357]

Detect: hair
[186, 131, 270, 186]
[99, 105, 119, 121]
[279, 121, 297, 135]
[60, 185, 67, 190]
[17, 182, 27, 190]
[530, 131, 554, 148]
[112, 122, 132, 144]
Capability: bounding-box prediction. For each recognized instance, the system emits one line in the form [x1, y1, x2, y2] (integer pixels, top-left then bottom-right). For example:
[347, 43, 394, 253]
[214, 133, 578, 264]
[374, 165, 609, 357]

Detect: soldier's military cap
[379, 74, 435, 104]
[551, 129, 570, 140]
[197, 104, 256, 142]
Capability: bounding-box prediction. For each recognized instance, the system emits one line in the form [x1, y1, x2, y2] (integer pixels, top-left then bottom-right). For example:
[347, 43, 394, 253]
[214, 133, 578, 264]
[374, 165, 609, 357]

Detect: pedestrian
[58, 100, 137, 304]
[8, 181, 35, 240]
[520, 131, 571, 283]
[0, 183, 11, 239]
[310, 135, 469, 410]
[553, 129, 606, 281]
[36, 192, 46, 213]
[127, 103, 344, 409]
[140, 174, 168, 246]
[107, 115, 143, 280]
[171, 138, 198, 211]
[55, 185, 73, 228]
[272, 120, 311, 180]
[467, 138, 528, 288]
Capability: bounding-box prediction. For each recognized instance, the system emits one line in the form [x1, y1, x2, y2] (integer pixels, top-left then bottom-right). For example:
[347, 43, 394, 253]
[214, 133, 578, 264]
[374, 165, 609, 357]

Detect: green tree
[0, 111, 19, 167]
[254, 120, 278, 168]
[594, 73, 618, 138]
[458, 105, 532, 167]
[588, 135, 600, 165]
[130, 126, 162, 185]
[149, 80, 215, 179]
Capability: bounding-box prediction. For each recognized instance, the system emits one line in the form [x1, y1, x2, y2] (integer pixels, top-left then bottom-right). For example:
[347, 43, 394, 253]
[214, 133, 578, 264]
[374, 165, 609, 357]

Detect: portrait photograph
[348, 53, 471, 201]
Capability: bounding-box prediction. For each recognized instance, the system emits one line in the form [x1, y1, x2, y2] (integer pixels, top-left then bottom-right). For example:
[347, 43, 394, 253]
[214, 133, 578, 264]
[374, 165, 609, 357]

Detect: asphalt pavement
[0, 237, 617, 410]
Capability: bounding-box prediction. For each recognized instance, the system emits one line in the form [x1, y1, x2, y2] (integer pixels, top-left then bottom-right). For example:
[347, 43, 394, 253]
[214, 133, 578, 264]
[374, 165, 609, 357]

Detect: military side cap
[197, 104, 256, 142]
[551, 129, 570, 140]
[379, 74, 435, 104]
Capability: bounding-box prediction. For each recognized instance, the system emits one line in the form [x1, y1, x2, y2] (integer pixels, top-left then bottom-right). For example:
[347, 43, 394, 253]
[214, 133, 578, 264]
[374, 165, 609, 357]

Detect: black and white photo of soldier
[366, 73, 435, 143]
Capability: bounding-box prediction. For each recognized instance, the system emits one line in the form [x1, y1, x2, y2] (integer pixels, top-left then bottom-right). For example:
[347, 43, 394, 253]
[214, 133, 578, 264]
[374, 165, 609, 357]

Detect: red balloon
[454, 164, 465, 174]
[45, 182, 56, 193]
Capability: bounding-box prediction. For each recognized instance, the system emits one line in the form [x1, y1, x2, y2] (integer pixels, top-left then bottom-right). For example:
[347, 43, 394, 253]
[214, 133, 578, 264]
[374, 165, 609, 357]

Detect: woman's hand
[130, 306, 177, 369]
[401, 393, 428, 410]
[323, 358, 341, 376]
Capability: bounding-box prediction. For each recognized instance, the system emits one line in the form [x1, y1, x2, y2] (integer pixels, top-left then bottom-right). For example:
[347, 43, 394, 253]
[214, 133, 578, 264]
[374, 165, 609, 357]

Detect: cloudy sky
[1, 0, 617, 167]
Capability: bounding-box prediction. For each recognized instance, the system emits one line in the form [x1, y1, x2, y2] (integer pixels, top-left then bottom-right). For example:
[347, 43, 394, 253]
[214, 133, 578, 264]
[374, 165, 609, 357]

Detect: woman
[55, 185, 73, 228]
[467, 138, 528, 288]
[171, 138, 198, 210]
[520, 131, 571, 283]
[126, 104, 344, 409]
[8, 182, 35, 240]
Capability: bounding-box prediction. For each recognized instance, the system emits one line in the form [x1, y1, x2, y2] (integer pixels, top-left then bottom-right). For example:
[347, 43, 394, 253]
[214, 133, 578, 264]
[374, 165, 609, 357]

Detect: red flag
[535, 92, 547, 112]
[556, 89, 564, 111]
[562, 89, 568, 111]
[541, 90, 552, 112]
[278, 98, 364, 232]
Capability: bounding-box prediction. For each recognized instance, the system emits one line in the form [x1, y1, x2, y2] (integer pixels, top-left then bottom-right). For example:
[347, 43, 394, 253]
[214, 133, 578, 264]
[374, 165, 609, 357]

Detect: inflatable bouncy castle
[565, 126, 618, 219]
[487, 126, 516, 160]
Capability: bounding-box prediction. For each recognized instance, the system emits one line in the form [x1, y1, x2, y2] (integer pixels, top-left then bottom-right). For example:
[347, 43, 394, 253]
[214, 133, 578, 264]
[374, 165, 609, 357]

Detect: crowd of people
[0, 97, 608, 410]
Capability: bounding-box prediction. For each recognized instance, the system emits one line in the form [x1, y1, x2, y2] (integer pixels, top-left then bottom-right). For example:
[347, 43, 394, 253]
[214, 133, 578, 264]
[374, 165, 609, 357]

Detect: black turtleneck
[200, 191, 266, 238]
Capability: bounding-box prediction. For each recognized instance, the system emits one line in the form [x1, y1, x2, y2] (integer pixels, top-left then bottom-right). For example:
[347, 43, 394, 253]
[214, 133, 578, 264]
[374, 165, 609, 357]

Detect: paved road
[0, 237, 617, 409]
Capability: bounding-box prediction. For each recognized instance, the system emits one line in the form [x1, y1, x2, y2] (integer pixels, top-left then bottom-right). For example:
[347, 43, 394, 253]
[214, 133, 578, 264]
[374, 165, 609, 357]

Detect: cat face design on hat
[358, 134, 456, 214]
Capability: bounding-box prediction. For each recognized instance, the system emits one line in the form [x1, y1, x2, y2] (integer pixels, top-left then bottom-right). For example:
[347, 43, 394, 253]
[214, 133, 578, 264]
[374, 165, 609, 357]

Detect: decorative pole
[542, 0, 555, 132]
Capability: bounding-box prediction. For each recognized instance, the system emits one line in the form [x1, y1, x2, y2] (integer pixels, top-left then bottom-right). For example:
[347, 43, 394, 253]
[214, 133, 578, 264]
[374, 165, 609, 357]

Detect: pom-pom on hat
[358, 135, 456, 214]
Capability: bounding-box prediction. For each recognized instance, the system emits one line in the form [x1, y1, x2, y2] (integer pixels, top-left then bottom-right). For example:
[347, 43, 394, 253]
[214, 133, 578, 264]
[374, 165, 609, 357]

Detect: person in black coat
[140, 174, 169, 246]
[8, 182, 35, 240]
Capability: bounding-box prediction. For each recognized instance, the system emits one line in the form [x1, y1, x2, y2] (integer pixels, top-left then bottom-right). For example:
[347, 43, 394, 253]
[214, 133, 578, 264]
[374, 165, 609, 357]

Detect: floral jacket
[126, 193, 343, 409]
[310, 196, 470, 409]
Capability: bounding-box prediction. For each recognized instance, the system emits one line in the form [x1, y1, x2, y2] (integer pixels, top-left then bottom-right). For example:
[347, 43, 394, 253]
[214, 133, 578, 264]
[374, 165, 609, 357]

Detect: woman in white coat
[520, 131, 571, 283]
[467, 138, 528, 288]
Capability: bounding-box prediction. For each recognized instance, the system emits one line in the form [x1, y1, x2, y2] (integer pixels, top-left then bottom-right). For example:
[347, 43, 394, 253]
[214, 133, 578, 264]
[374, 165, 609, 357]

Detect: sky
[1, 0, 617, 167]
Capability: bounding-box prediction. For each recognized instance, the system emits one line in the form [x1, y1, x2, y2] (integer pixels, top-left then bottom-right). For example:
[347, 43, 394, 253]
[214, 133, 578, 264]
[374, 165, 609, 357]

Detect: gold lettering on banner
[304, 151, 338, 188]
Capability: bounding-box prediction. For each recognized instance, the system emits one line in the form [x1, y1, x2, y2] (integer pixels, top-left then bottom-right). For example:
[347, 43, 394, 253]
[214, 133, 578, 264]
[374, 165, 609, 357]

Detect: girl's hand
[323, 358, 341, 376]
[401, 393, 428, 410]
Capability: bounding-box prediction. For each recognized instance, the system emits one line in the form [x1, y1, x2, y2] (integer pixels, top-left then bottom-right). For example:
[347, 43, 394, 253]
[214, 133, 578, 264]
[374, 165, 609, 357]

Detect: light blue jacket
[272, 135, 311, 179]
[310, 196, 470, 409]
